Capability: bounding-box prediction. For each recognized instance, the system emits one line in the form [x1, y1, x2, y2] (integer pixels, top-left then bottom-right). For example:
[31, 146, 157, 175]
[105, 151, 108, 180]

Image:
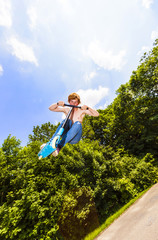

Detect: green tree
[0, 135, 22, 205]
[84, 40, 158, 158]
[58, 187, 99, 240]
[28, 122, 59, 143]
[0, 135, 158, 239]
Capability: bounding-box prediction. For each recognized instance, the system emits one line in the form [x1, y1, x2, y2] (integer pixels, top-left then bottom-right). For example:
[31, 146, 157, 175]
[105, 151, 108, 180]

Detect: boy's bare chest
[69, 109, 84, 123]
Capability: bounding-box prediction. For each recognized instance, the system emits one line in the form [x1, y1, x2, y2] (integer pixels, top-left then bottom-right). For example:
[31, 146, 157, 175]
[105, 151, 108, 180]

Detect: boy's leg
[50, 120, 65, 141]
[50, 119, 72, 156]
[58, 122, 82, 148]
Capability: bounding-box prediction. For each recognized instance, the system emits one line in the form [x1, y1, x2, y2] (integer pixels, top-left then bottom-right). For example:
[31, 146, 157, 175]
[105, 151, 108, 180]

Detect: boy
[41, 93, 99, 156]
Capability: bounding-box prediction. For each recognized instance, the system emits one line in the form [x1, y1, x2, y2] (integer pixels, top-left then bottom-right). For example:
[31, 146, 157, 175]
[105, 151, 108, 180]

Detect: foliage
[58, 187, 99, 240]
[0, 138, 157, 239]
[28, 122, 59, 143]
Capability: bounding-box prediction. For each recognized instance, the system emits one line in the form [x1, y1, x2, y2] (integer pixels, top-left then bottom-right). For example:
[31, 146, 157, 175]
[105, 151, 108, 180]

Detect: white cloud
[0, 65, 3, 75]
[86, 41, 126, 71]
[58, 0, 74, 16]
[0, 0, 12, 27]
[27, 0, 74, 32]
[7, 37, 38, 66]
[84, 71, 97, 83]
[137, 46, 150, 56]
[142, 0, 154, 8]
[27, 7, 38, 30]
[98, 103, 108, 110]
[77, 85, 109, 108]
[151, 30, 158, 40]
[137, 30, 158, 56]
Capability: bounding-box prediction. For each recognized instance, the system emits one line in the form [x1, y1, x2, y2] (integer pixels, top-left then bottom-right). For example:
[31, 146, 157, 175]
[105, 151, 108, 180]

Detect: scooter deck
[38, 141, 56, 159]
[38, 128, 64, 159]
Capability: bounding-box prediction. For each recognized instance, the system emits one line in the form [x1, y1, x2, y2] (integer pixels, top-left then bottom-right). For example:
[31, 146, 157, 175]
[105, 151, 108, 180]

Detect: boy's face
[69, 98, 79, 106]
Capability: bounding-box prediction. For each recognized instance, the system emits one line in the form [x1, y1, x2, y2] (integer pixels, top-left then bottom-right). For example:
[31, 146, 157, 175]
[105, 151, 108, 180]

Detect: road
[95, 183, 158, 240]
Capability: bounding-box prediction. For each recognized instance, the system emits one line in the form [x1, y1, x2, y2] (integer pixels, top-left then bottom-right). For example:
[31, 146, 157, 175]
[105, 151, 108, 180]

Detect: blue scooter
[38, 104, 81, 159]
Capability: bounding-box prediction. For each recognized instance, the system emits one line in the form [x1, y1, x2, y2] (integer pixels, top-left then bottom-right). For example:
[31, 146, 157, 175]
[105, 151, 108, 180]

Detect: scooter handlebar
[64, 103, 81, 108]
[64, 103, 89, 110]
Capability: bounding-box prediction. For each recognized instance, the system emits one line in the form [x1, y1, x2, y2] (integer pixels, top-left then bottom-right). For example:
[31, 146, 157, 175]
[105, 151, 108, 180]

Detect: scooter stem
[61, 107, 73, 128]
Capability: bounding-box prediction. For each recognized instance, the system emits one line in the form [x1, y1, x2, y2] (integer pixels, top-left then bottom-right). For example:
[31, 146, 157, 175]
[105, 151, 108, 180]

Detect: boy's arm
[81, 105, 99, 117]
[49, 101, 68, 114]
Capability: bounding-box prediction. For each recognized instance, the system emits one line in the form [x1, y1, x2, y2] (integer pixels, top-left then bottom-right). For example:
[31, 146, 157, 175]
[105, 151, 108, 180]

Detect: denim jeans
[51, 119, 82, 149]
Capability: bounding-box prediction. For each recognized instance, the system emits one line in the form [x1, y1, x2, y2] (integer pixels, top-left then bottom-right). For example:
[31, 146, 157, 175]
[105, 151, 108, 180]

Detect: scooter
[38, 103, 81, 159]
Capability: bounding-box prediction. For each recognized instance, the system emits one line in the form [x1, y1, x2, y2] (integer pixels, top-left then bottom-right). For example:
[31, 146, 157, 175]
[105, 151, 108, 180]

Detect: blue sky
[0, 0, 158, 146]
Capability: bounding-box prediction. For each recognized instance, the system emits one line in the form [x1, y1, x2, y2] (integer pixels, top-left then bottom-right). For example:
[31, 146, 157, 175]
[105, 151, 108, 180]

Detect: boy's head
[68, 93, 81, 105]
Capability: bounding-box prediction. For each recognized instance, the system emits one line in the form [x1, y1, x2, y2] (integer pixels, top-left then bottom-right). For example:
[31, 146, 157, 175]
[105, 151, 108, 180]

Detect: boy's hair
[68, 93, 81, 104]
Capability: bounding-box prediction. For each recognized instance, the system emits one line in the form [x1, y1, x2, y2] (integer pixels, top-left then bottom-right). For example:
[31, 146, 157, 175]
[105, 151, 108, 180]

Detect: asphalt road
[95, 183, 158, 240]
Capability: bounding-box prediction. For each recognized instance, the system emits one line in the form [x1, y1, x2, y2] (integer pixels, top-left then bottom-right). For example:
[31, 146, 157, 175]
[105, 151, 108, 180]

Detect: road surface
[95, 183, 158, 240]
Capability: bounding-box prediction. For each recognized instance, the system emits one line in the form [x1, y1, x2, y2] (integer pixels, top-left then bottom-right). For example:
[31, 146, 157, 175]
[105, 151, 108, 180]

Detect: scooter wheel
[51, 136, 58, 149]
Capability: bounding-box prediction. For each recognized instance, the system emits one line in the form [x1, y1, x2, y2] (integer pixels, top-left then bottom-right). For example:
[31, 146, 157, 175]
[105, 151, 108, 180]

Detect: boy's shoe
[52, 147, 60, 157]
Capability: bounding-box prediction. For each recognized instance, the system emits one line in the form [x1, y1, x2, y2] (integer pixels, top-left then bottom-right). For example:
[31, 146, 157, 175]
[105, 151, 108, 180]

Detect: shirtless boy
[42, 93, 99, 156]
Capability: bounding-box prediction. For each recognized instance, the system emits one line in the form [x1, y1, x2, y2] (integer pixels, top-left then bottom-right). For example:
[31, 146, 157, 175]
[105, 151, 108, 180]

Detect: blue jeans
[51, 119, 82, 149]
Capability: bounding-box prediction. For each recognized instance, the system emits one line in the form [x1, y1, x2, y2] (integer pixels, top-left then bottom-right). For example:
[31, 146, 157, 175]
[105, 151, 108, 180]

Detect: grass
[84, 187, 151, 240]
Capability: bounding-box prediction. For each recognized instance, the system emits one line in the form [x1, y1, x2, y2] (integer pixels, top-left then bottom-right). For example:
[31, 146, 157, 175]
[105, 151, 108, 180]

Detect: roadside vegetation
[84, 187, 150, 240]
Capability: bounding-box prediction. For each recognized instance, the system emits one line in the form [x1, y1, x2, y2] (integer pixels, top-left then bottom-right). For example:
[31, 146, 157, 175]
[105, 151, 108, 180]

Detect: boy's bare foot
[52, 147, 60, 157]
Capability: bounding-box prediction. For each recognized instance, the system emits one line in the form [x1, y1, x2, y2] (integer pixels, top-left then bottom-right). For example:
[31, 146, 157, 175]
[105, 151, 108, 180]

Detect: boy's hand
[57, 101, 65, 107]
[81, 105, 89, 110]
